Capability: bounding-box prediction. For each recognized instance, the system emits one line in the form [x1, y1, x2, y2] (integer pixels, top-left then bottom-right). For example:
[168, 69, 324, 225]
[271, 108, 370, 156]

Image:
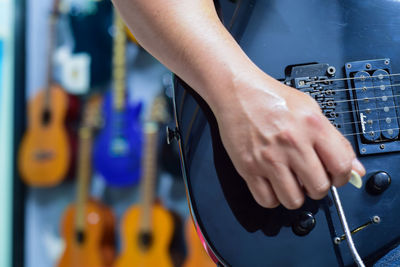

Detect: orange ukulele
[115, 96, 174, 267]
[18, 0, 72, 187]
[183, 219, 215, 267]
[58, 96, 116, 267]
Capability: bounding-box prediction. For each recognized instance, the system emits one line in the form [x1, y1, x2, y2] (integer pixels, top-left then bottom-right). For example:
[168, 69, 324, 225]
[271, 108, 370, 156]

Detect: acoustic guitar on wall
[183, 219, 215, 267]
[58, 95, 116, 267]
[18, 0, 79, 187]
[115, 96, 174, 267]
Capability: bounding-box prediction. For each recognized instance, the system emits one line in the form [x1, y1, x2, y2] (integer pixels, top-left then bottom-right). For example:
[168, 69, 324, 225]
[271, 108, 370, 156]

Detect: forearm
[112, 0, 260, 111]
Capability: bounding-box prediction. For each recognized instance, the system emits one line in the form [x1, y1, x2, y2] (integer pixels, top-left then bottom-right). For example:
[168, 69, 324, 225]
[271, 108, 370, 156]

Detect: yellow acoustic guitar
[57, 96, 116, 267]
[18, 0, 73, 187]
[115, 96, 174, 267]
[183, 219, 216, 267]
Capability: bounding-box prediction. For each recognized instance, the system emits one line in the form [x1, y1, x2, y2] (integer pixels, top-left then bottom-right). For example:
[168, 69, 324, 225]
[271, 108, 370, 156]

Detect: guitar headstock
[50, 0, 62, 18]
[81, 94, 103, 132]
[149, 95, 170, 124]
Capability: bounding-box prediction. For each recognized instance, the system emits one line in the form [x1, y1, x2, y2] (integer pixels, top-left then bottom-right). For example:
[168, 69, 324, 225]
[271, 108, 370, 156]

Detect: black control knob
[292, 212, 316, 236]
[366, 171, 391, 195]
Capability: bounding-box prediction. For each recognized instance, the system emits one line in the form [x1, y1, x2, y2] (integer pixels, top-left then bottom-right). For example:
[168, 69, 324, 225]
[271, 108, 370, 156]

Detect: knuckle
[304, 112, 324, 129]
[247, 180, 280, 209]
[256, 197, 280, 209]
[285, 195, 305, 210]
[238, 154, 257, 175]
[308, 181, 330, 200]
[260, 149, 275, 163]
[276, 129, 298, 147]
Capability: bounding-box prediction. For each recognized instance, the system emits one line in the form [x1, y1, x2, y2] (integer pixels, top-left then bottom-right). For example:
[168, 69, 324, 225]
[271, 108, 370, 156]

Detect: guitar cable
[330, 186, 365, 267]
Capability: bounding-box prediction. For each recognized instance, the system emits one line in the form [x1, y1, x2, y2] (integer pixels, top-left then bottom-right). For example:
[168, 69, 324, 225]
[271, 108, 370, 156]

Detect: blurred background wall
[1, 0, 206, 266]
[23, 1, 187, 267]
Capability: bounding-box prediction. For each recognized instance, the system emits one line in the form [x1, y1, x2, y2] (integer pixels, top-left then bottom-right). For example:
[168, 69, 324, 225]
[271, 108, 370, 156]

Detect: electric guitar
[58, 95, 116, 267]
[115, 96, 174, 267]
[18, 0, 79, 187]
[93, 9, 142, 187]
[172, 0, 400, 266]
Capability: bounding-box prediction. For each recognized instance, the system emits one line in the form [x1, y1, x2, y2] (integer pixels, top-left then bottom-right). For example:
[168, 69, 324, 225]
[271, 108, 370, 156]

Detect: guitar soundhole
[138, 231, 153, 251]
[41, 109, 52, 126]
[75, 230, 85, 244]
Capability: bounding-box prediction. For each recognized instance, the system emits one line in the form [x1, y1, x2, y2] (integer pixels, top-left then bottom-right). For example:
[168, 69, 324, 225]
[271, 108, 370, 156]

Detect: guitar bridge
[284, 63, 343, 130]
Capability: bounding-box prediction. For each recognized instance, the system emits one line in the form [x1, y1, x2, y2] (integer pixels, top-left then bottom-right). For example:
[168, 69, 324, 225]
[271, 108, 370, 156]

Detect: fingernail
[352, 158, 366, 176]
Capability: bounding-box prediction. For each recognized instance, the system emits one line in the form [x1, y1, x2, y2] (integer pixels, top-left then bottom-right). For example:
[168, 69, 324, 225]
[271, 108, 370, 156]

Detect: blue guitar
[173, 0, 400, 266]
[93, 10, 142, 187]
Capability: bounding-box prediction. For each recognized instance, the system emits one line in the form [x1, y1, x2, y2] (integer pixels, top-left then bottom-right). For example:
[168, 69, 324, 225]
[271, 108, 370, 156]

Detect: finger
[314, 120, 355, 187]
[289, 146, 330, 200]
[265, 162, 305, 210]
[352, 158, 366, 177]
[245, 175, 280, 208]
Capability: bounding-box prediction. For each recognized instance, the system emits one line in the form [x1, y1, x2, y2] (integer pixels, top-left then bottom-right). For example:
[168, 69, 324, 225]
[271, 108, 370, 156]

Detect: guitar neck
[112, 10, 127, 111]
[139, 122, 159, 233]
[44, 0, 61, 109]
[75, 127, 93, 232]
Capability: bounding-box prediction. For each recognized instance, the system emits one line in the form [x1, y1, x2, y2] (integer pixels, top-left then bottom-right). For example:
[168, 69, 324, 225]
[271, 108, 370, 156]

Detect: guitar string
[319, 102, 400, 129]
[318, 92, 400, 105]
[341, 126, 400, 137]
[309, 79, 400, 137]
[336, 114, 400, 127]
[328, 111, 400, 137]
[335, 103, 400, 115]
[289, 73, 400, 138]
[320, 112, 400, 137]
[306, 72, 400, 83]
[302, 81, 400, 94]
[316, 91, 400, 137]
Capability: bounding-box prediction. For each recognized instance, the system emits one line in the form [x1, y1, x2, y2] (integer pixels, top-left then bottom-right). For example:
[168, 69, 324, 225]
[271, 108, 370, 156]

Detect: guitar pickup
[345, 58, 400, 155]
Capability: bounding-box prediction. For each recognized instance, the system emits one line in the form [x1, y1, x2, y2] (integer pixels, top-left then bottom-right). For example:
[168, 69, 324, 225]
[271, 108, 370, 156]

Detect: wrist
[203, 62, 281, 117]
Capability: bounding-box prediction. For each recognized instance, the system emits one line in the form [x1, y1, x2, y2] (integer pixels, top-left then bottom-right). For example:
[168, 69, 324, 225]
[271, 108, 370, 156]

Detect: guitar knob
[366, 171, 391, 195]
[166, 126, 180, 145]
[292, 212, 316, 236]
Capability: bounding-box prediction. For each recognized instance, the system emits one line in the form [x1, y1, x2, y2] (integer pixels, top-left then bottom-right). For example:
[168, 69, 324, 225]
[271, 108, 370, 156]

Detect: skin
[112, 0, 366, 210]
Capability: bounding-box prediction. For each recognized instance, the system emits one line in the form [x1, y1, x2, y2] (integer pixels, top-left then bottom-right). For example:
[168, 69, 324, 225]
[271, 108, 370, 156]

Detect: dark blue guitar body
[173, 0, 400, 266]
[93, 92, 142, 187]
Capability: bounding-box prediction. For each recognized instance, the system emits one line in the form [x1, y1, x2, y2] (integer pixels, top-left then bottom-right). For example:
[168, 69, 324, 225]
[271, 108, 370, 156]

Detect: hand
[213, 69, 366, 210]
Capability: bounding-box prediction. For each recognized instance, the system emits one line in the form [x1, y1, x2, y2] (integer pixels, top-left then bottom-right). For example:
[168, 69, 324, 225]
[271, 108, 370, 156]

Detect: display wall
[22, 1, 190, 267]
